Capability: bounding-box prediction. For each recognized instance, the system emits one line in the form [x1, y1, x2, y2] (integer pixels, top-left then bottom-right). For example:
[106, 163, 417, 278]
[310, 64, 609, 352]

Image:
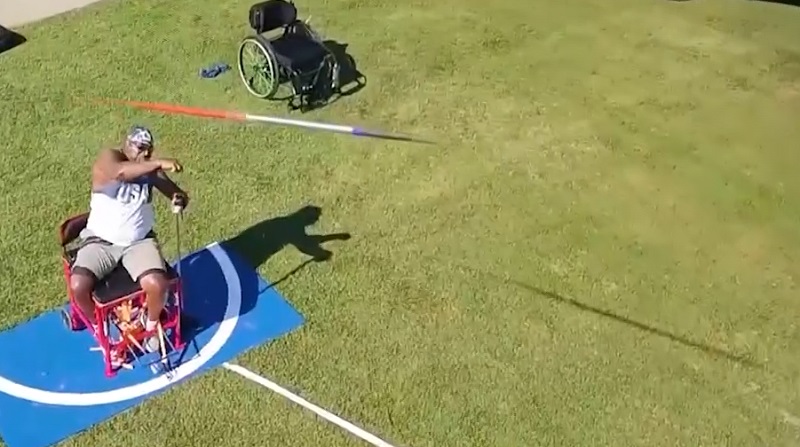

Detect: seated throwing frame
[237, 0, 341, 111]
[58, 213, 184, 378]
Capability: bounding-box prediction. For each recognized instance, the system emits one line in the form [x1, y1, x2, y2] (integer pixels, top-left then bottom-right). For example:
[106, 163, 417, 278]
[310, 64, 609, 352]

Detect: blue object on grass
[0, 242, 304, 447]
[200, 62, 231, 79]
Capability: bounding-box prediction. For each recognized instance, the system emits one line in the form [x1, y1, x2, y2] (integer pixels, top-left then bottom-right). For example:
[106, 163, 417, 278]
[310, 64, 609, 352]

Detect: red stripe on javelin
[104, 99, 247, 121]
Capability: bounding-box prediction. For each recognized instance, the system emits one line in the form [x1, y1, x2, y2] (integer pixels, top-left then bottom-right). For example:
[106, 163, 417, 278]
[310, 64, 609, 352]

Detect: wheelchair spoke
[242, 45, 264, 67]
[244, 45, 272, 88]
[253, 73, 271, 92]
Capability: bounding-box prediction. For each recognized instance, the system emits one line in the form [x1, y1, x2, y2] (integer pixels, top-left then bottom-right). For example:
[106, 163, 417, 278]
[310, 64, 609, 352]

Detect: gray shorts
[72, 230, 166, 282]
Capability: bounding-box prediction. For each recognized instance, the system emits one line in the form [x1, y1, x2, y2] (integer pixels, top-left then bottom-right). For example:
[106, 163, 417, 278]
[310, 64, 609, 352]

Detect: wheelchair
[237, 0, 341, 111]
[58, 213, 184, 378]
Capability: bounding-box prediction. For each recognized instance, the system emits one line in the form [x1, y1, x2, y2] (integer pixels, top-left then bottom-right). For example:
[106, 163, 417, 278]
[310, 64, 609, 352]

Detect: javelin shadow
[751, 0, 800, 6]
[489, 273, 760, 368]
[179, 205, 351, 346]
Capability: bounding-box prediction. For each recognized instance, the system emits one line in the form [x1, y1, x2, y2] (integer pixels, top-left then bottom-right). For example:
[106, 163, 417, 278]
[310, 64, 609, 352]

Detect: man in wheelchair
[70, 126, 188, 353]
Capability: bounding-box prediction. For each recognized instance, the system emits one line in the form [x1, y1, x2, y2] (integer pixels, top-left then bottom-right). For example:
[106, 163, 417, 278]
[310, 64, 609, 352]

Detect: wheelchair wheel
[238, 36, 280, 99]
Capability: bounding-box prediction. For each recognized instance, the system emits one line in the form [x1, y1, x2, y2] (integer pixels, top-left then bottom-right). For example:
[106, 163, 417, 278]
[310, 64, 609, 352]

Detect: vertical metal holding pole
[173, 203, 184, 332]
[173, 205, 183, 281]
[158, 204, 184, 378]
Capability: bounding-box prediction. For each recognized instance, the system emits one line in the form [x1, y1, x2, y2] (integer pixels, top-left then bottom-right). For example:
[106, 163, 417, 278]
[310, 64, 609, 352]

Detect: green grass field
[2, 0, 800, 445]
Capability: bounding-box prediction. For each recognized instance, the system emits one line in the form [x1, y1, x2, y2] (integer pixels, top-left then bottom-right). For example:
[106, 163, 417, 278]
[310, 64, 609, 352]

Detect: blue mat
[0, 242, 304, 447]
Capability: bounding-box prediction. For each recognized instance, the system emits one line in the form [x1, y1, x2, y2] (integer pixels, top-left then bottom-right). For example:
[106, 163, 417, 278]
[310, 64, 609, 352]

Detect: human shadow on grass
[489, 273, 761, 368]
[225, 204, 352, 269]
[0, 25, 25, 55]
[179, 205, 351, 346]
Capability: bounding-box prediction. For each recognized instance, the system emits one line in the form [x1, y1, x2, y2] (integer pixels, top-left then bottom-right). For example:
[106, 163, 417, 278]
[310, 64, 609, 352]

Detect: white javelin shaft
[244, 113, 356, 134]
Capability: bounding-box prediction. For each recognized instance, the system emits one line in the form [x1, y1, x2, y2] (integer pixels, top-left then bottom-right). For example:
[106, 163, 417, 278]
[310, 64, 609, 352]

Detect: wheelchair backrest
[249, 0, 298, 34]
[58, 213, 89, 247]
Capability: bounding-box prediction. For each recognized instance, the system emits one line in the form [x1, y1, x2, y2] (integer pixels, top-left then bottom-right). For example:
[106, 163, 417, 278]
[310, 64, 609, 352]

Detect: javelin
[97, 99, 434, 144]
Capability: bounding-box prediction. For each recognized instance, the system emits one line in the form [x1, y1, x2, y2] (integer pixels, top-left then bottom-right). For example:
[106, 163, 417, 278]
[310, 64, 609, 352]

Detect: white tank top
[85, 176, 155, 247]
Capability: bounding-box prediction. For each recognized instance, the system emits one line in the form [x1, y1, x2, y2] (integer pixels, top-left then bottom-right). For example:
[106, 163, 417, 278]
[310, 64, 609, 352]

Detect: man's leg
[121, 238, 168, 350]
[71, 243, 120, 325]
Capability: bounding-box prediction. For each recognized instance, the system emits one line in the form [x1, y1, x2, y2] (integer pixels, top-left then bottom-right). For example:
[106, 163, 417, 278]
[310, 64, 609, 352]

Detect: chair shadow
[0, 25, 26, 55]
[178, 205, 351, 347]
[488, 273, 761, 368]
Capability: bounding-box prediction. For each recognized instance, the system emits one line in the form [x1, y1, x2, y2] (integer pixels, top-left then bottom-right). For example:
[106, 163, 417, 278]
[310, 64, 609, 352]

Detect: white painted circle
[0, 242, 241, 406]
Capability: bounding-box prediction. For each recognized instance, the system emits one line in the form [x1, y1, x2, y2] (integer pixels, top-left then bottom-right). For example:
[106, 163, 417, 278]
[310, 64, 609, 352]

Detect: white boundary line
[0, 242, 240, 406]
[222, 362, 399, 447]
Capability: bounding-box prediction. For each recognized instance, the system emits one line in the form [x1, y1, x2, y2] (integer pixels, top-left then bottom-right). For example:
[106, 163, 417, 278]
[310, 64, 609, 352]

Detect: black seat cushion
[94, 263, 178, 304]
[271, 35, 329, 72]
[66, 247, 178, 304]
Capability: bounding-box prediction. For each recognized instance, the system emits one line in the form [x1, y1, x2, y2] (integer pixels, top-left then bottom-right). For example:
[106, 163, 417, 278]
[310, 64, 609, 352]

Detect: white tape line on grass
[222, 362, 398, 447]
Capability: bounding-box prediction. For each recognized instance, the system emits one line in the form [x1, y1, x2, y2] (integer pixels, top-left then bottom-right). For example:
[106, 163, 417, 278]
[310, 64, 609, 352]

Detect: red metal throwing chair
[58, 213, 184, 377]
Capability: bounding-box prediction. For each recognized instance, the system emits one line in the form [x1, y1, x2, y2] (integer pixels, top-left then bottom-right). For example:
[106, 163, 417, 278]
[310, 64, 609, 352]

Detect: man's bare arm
[93, 149, 162, 184]
[152, 169, 186, 199]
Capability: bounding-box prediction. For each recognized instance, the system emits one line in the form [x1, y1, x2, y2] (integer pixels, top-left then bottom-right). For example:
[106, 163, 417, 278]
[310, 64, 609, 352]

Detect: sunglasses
[133, 147, 152, 161]
[132, 142, 152, 154]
